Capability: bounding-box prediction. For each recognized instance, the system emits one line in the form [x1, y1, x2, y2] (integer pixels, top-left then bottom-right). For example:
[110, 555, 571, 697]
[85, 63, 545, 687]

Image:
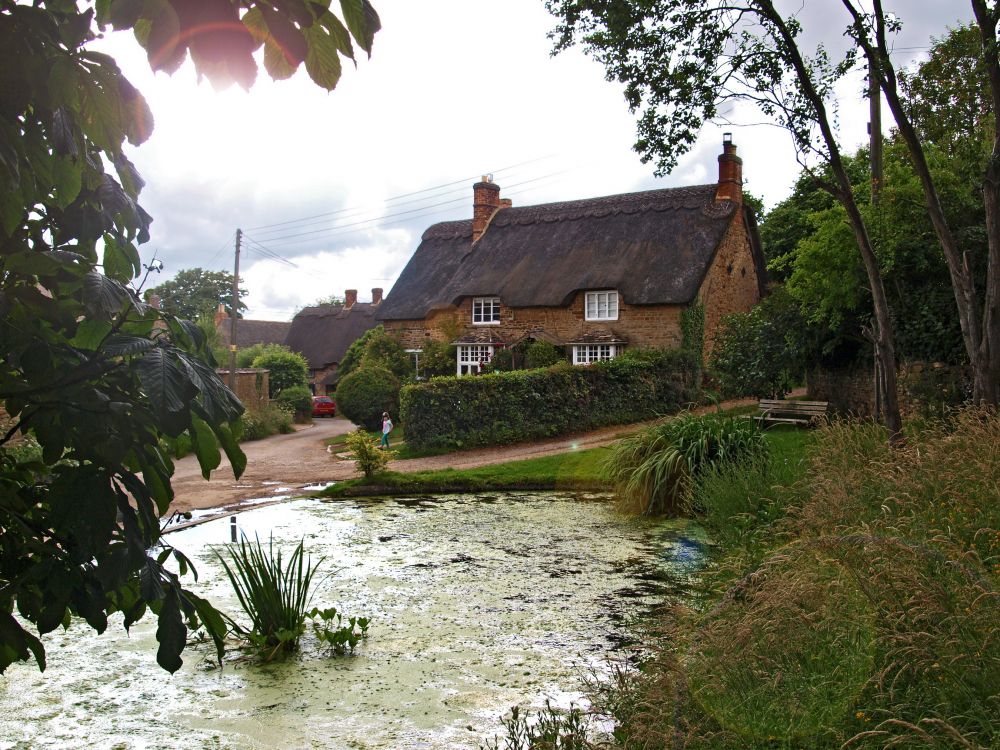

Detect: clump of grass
[596, 407, 1000, 749]
[480, 701, 592, 750]
[603, 411, 766, 515]
[216, 535, 320, 659]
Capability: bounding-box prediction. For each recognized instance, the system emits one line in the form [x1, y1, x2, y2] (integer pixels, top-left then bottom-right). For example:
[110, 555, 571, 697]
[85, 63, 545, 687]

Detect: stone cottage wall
[698, 212, 763, 357]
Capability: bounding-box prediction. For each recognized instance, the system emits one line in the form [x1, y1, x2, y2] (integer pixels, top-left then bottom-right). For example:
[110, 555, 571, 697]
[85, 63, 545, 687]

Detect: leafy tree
[0, 0, 380, 674]
[524, 340, 564, 369]
[547, 0, 904, 439]
[336, 366, 400, 431]
[236, 341, 291, 368]
[251, 348, 309, 397]
[709, 287, 813, 398]
[147, 267, 247, 320]
[419, 339, 457, 378]
[841, 13, 999, 403]
[339, 325, 411, 381]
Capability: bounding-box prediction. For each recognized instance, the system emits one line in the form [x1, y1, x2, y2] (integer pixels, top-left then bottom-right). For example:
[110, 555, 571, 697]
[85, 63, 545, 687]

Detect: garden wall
[400, 351, 700, 451]
[807, 361, 971, 416]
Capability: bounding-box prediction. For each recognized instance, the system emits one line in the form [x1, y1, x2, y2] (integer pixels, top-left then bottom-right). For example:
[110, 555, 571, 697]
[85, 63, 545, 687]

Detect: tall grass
[597, 407, 1000, 749]
[603, 411, 766, 515]
[216, 535, 321, 658]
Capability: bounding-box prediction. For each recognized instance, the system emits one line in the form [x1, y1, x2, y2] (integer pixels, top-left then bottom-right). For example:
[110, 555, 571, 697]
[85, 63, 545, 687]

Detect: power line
[254, 169, 576, 248]
[242, 234, 299, 267]
[243, 155, 556, 233]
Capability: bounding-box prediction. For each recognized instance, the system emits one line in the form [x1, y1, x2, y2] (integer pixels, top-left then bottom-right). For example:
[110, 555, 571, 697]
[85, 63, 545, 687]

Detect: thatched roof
[284, 303, 380, 370]
[378, 184, 760, 321]
[217, 319, 291, 349]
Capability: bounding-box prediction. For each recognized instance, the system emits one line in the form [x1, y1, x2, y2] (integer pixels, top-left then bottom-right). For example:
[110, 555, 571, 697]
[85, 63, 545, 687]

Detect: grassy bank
[600, 409, 1000, 749]
[318, 446, 611, 497]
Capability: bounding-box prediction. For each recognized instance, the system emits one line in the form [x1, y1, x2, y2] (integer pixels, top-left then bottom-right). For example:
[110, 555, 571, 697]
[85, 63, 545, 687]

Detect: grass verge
[318, 446, 611, 497]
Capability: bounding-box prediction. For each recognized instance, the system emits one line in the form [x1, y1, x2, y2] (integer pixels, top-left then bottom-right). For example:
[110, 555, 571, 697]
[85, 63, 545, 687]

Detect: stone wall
[808, 361, 972, 416]
[698, 212, 763, 357]
[216, 368, 270, 411]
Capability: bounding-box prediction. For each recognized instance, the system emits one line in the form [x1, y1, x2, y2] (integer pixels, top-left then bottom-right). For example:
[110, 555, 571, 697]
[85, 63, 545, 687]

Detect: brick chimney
[345, 289, 357, 308]
[714, 133, 743, 204]
[472, 175, 501, 243]
[371, 287, 383, 305]
[213, 302, 227, 327]
[499, 198, 512, 209]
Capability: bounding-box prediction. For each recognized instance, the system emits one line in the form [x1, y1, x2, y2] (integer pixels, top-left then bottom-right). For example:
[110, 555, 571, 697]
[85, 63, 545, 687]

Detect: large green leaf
[137, 348, 196, 429]
[338, 0, 379, 56]
[304, 24, 342, 91]
[188, 415, 221, 479]
[155, 586, 186, 673]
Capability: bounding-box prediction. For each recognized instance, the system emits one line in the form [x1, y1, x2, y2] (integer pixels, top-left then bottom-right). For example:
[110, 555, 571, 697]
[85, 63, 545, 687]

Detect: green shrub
[251, 348, 309, 397]
[419, 339, 457, 378]
[523, 340, 563, 369]
[603, 411, 767, 515]
[237, 342, 290, 368]
[345, 429, 394, 477]
[709, 286, 811, 398]
[236, 404, 294, 441]
[340, 325, 412, 381]
[401, 348, 699, 451]
[336, 366, 400, 431]
[481, 346, 514, 373]
[275, 384, 312, 415]
[216, 536, 320, 658]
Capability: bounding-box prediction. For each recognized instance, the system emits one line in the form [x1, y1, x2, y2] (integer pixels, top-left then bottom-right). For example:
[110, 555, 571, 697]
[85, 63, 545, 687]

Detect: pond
[0, 492, 707, 749]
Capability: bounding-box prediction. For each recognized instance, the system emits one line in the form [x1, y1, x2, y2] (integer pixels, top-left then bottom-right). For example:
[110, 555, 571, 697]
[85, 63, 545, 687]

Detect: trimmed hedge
[400, 349, 700, 451]
[336, 365, 400, 431]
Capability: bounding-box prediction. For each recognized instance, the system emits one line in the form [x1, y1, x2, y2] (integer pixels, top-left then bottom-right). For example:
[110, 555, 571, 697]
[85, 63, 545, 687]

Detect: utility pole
[228, 228, 242, 391]
[869, 62, 883, 206]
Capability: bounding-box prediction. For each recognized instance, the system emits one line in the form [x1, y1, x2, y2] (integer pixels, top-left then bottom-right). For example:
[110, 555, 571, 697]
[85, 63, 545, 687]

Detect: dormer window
[473, 297, 501, 325]
[585, 290, 619, 321]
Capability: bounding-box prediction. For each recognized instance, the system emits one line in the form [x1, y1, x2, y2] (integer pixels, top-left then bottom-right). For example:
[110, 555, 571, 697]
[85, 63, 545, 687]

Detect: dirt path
[168, 394, 776, 515]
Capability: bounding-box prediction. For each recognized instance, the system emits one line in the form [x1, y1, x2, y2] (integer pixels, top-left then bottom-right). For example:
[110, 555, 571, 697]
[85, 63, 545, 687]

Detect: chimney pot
[472, 177, 502, 243]
[714, 136, 743, 204]
[345, 289, 358, 308]
[371, 287, 383, 305]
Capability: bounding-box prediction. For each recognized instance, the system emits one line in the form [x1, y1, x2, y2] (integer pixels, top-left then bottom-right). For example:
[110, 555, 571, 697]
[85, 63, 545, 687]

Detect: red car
[311, 396, 336, 418]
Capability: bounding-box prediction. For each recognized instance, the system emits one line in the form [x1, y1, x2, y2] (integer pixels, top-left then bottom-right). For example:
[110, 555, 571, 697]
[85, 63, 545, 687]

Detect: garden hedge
[336, 366, 400, 431]
[400, 349, 700, 451]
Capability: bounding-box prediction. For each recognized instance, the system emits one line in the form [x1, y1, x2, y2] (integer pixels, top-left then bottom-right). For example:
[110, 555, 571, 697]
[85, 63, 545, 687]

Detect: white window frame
[584, 290, 619, 321]
[456, 344, 495, 376]
[472, 297, 501, 325]
[572, 344, 619, 365]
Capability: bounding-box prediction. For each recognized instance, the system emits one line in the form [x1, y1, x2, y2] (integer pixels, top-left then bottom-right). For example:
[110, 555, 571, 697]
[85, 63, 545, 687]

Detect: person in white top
[380, 411, 393, 449]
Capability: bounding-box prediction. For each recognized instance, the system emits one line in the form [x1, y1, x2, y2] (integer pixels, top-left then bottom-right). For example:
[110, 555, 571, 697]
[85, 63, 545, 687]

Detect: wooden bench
[753, 399, 828, 428]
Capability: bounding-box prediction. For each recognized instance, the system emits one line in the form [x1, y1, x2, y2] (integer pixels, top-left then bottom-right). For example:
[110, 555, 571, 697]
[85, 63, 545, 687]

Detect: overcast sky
[100, 1, 974, 321]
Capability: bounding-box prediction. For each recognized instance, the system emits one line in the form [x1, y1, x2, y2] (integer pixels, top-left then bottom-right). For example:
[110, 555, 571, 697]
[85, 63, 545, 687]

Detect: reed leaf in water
[216, 535, 321, 656]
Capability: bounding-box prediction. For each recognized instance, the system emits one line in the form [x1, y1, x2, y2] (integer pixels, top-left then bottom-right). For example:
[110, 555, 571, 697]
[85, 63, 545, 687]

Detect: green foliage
[603, 411, 767, 515]
[481, 346, 514, 373]
[336, 366, 400, 431]
[235, 403, 294, 441]
[600, 410, 1000, 749]
[216, 536, 320, 658]
[680, 302, 705, 363]
[480, 702, 592, 750]
[147, 267, 245, 320]
[339, 325, 411, 381]
[235, 341, 288, 368]
[360, 327, 412, 380]
[401, 349, 700, 451]
[251, 348, 309, 397]
[0, 0, 379, 674]
[709, 287, 812, 398]
[419, 339, 458, 378]
[523, 340, 564, 369]
[344, 428, 394, 477]
[275, 384, 312, 415]
[309, 607, 370, 655]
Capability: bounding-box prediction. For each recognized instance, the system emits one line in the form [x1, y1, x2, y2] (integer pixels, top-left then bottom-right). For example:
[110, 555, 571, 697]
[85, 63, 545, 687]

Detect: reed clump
[602, 407, 1000, 749]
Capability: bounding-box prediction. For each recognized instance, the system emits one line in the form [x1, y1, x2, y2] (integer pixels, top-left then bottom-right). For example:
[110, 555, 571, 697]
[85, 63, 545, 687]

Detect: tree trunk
[758, 0, 904, 442]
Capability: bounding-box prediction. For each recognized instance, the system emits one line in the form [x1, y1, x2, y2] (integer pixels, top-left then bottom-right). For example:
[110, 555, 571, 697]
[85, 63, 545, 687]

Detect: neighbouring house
[214, 304, 291, 350]
[284, 289, 384, 394]
[376, 136, 767, 375]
